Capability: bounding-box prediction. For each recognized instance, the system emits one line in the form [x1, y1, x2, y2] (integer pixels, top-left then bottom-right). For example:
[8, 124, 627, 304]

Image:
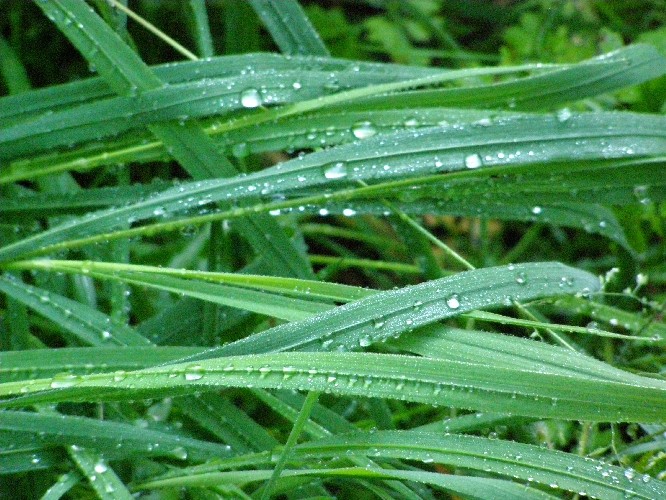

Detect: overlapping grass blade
[248, 0, 328, 56]
[1, 347, 663, 421]
[0, 410, 233, 462]
[136, 466, 557, 500]
[0, 274, 151, 346]
[3, 45, 664, 162]
[2, 110, 663, 261]
[32, 0, 314, 280]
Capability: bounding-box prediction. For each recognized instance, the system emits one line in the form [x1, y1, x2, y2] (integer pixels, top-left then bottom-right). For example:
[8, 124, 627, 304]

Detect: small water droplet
[556, 108, 572, 122]
[292, 81, 302, 90]
[464, 153, 483, 169]
[446, 294, 460, 309]
[515, 272, 526, 285]
[351, 121, 377, 139]
[342, 208, 356, 217]
[359, 335, 372, 347]
[531, 206, 542, 215]
[323, 162, 348, 179]
[240, 88, 262, 108]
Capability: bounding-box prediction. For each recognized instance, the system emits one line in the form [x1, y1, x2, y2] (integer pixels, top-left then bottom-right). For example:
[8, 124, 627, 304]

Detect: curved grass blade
[66, 445, 132, 500]
[248, 0, 329, 56]
[1, 111, 663, 262]
[289, 431, 666, 500]
[1, 348, 663, 421]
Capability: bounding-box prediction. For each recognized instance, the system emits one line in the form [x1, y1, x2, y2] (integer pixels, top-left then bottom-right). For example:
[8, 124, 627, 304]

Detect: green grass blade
[0, 410, 233, 461]
[248, 0, 329, 56]
[1, 348, 662, 421]
[136, 466, 558, 500]
[0, 274, 151, 346]
[290, 431, 666, 499]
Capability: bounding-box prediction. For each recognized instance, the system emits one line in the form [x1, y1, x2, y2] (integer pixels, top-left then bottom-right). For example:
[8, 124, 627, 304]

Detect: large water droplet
[464, 154, 482, 169]
[446, 294, 460, 309]
[184, 365, 204, 381]
[240, 88, 262, 108]
[94, 462, 108, 474]
[50, 373, 80, 389]
[323, 162, 348, 179]
[351, 121, 377, 139]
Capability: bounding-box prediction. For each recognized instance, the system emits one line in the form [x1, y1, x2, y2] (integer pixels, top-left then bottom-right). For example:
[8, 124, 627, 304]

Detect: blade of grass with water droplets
[290, 431, 665, 500]
[0, 274, 151, 346]
[136, 466, 556, 500]
[0, 410, 233, 462]
[1, 348, 665, 421]
[1, 111, 663, 262]
[35, 0, 314, 279]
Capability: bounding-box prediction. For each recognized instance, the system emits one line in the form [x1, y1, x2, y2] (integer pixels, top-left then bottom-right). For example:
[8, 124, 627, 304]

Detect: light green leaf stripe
[136, 466, 557, 500]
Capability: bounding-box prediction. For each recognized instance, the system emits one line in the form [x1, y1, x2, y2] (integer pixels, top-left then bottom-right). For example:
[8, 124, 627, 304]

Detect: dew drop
[464, 153, 483, 169]
[531, 206, 542, 215]
[351, 121, 377, 139]
[556, 108, 572, 122]
[94, 462, 108, 474]
[50, 373, 80, 389]
[240, 88, 262, 108]
[515, 272, 526, 285]
[184, 365, 204, 381]
[359, 335, 372, 347]
[323, 162, 348, 179]
[446, 294, 460, 309]
[342, 208, 356, 217]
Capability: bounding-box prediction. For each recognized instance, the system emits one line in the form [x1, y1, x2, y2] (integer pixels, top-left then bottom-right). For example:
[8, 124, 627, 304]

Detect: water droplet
[342, 208, 356, 217]
[184, 365, 204, 381]
[113, 371, 126, 382]
[373, 319, 385, 329]
[352, 121, 377, 139]
[556, 108, 572, 122]
[240, 88, 262, 108]
[94, 462, 108, 473]
[446, 295, 460, 309]
[359, 335, 372, 347]
[515, 272, 526, 285]
[292, 81, 302, 90]
[323, 162, 348, 179]
[624, 468, 635, 481]
[50, 373, 80, 389]
[531, 206, 542, 215]
[412, 300, 423, 310]
[464, 153, 482, 169]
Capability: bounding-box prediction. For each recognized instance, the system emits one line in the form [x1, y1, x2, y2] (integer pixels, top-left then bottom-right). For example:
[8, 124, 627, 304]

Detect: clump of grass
[0, 1, 665, 498]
